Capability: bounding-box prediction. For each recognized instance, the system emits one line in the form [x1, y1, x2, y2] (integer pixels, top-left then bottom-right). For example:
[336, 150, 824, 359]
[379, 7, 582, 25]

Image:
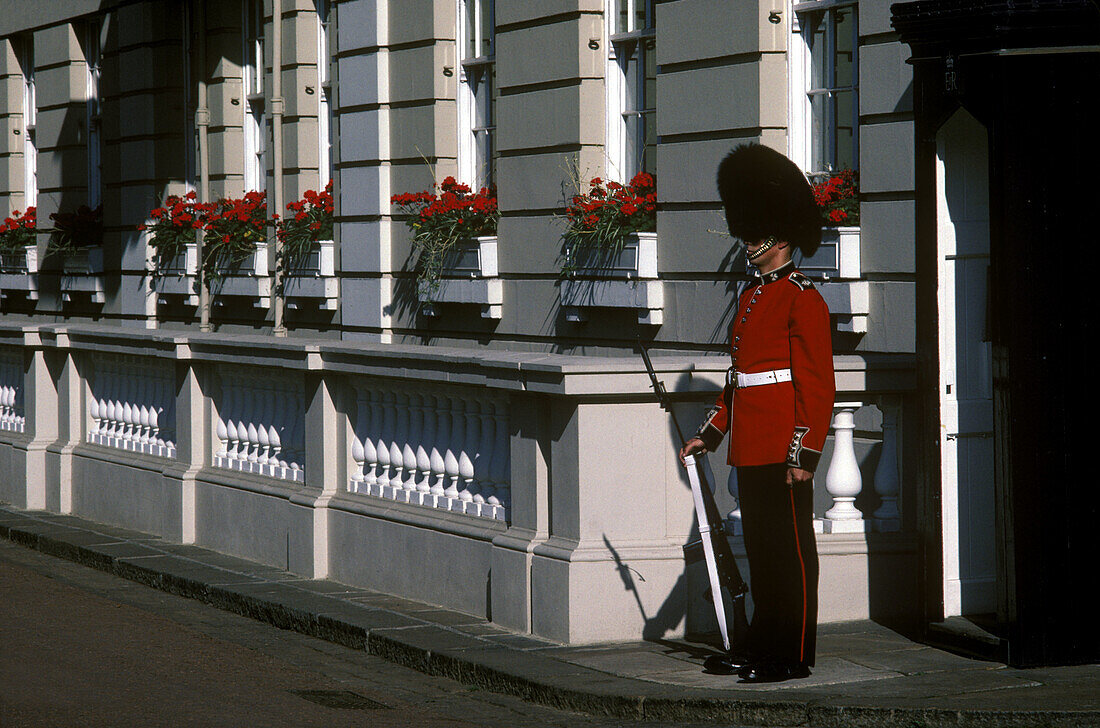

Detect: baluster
[97, 365, 110, 441]
[1, 379, 9, 430]
[87, 373, 101, 441]
[215, 381, 229, 462]
[104, 361, 118, 443]
[350, 391, 367, 493]
[270, 401, 285, 474]
[164, 375, 177, 456]
[272, 381, 289, 477]
[443, 397, 463, 504]
[227, 380, 243, 466]
[121, 365, 135, 448]
[401, 393, 421, 496]
[15, 375, 25, 432]
[256, 379, 273, 472]
[431, 393, 451, 500]
[487, 399, 509, 514]
[375, 391, 395, 494]
[458, 400, 479, 509]
[473, 401, 494, 507]
[415, 393, 436, 499]
[360, 389, 379, 492]
[245, 378, 260, 469]
[872, 397, 902, 532]
[136, 369, 151, 448]
[148, 374, 162, 454]
[388, 391, 409, 499]
[230, 377, 247, 468]
[821, 403, 867, 533]
[288, 384, 305, 481]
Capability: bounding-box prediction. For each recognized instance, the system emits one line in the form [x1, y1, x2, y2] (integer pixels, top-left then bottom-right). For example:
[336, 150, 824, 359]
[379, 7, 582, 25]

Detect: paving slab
[2, 502, 1097, 728]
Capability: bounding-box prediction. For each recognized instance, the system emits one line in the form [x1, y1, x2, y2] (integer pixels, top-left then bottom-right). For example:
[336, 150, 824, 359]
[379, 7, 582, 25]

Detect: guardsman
[680, 144, 835, 683]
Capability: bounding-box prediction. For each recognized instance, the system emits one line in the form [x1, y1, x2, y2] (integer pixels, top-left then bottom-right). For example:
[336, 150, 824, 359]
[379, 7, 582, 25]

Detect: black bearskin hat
[717, 144, 822, 256]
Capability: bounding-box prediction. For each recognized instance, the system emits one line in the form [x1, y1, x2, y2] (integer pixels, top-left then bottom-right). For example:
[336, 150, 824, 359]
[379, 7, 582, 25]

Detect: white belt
[727, 368, 792, 388]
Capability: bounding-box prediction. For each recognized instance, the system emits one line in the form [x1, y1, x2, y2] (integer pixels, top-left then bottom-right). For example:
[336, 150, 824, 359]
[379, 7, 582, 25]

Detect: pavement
[2, 503, 1097, 728]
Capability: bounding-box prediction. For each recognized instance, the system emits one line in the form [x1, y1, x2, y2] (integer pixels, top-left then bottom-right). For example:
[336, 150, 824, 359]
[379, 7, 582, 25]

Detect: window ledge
[419, 236, 502, 319]
[560, 232, 663, 325]
[0, 245, 39, 301]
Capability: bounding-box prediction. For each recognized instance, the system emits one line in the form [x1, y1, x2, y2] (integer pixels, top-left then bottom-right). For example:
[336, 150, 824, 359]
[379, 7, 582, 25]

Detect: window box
[560, 231, 663, 325]
[283, 239, 338, 311]
[418, 236, 502, 319]
[211, 242, 271, 309]
[60, 245, 105, 303]
[795, 226, 867, 333]
[152, 241, 199, 305]
[0, 245, 39, 301]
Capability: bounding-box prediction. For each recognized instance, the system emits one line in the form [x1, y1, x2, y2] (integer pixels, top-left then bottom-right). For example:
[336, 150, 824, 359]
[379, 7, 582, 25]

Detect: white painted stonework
[0, 245, 40, 301]
[0, 325, 918, 644]
[560, 232, 664, 325]
[418, 236, 502, 319]
[61, 245, 105, 304]
[0, 347, 25, 433]
[152, 241, 200, 305]
[210, 242, 272, 308]
[284, 239, 339, 311]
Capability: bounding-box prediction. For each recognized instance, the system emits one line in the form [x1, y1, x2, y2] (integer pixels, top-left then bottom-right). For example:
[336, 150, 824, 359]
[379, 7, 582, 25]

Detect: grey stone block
[496, 1, 603, 26]
[860, 280, 915, 354]
[388, 45, 446, 104]
[860, 121, 915, 194]
[338, 108, 383, 161]
[656, 138, 742, 205]
[860, 42, 914, 116]
[496, 85, 589, 150]
[336, 52, 382, 108]
[387, 0, 444, 46]
[658, 0, 762, 65]
[335, 0, 382, 51]
[658, 62, 762, 136]
[496, 19, 595, 89]
[860, 1, 898, 37]
[861, 199, 916, 275]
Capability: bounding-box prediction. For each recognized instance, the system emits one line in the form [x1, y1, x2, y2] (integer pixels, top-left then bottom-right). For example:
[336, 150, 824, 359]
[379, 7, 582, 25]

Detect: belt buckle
[728, 367, 742, 389]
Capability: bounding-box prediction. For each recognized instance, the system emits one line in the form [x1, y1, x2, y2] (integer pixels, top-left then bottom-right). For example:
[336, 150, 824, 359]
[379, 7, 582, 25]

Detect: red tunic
[696, 262, 835, 472]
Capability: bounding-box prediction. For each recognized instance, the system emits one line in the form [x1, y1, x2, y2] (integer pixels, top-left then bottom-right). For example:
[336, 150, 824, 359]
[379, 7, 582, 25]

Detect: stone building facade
[0, 0, 931, 647]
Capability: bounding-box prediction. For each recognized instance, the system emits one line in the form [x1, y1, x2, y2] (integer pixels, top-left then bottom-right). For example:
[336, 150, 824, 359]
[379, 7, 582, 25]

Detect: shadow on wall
[604, 380, 921, 645]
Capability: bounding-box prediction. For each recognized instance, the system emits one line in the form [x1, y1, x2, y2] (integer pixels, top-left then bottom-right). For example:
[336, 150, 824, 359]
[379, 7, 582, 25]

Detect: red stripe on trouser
[789, 486, 808, 664]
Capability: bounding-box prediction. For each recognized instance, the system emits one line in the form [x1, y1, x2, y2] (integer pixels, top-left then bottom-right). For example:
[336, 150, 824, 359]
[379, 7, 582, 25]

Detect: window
[457, 0, 495, 189]
[790, 0, 858, 176]
[82, 20, 104, 209]
[17, 37, 36, 209]
[243, 0, 266, 192]
[607, 0, 656, 181]
[317, 0, 333, 186]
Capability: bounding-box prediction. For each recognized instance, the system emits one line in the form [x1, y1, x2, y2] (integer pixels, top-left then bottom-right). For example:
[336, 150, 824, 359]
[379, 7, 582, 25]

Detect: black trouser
[737, 463, 819, 667]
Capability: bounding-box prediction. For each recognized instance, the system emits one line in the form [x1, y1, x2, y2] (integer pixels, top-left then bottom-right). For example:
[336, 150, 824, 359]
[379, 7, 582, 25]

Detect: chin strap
[747, 236, 778, 261]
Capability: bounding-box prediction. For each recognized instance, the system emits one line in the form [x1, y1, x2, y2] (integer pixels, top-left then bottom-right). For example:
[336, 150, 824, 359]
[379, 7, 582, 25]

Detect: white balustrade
[86, 354, 176, 458]
[348, 383, 507, 520]
[213, 371, 304, 482]
[872, 397, 902, 531]
[819, 403, 867, 534]
[0, 349, 26, 433]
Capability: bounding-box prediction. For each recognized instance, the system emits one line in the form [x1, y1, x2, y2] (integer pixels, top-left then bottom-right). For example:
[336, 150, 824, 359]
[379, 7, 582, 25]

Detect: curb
[2, 509, 1096, 728]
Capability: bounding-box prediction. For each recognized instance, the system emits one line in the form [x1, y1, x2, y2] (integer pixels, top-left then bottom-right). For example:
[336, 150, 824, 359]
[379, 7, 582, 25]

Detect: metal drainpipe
[196, 0, 212, 332]
[271, 0, 286, 336]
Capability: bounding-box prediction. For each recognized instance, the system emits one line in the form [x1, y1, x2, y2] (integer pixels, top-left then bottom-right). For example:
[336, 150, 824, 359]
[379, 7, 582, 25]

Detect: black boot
[702, 651, 752, 675]
[737, 660, 811, 683]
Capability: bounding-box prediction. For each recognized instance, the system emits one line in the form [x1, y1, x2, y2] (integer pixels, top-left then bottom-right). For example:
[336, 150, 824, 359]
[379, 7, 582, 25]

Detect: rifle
[639, 344, 749, 659]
